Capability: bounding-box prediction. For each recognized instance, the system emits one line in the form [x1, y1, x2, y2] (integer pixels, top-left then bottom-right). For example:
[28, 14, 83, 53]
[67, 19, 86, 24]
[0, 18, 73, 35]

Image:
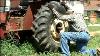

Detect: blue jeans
[60, 32, 96, 56]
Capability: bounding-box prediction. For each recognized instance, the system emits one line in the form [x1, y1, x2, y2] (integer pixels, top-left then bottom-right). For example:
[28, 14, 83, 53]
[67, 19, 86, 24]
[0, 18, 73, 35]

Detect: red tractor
[0, 0, 69, 52]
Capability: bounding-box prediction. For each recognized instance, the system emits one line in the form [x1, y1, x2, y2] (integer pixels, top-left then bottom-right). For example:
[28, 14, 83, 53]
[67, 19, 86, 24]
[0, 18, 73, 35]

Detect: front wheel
[32, 1, 68, 52]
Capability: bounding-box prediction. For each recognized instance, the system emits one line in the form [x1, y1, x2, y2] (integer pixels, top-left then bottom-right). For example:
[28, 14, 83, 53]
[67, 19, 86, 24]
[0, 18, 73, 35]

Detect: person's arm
[59, 14, 75, 22]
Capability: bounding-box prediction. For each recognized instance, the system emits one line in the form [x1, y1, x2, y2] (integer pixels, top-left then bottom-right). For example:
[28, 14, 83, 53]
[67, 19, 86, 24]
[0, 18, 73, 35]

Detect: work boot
[97, 48, 100, 56]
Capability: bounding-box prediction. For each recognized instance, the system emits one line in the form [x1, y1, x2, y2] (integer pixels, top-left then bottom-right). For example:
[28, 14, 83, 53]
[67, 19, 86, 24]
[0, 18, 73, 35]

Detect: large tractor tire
[32, 1, 68, 52]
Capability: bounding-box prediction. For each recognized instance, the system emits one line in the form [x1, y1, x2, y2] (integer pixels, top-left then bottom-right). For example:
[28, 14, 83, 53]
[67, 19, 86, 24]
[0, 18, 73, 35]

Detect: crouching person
[58, 0, 100, 56]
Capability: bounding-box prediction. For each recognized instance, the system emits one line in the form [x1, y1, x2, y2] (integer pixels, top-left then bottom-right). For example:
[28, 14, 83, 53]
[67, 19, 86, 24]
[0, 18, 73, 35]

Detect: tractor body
[0, 0, 69, 52]
[0, 0, 60, 38]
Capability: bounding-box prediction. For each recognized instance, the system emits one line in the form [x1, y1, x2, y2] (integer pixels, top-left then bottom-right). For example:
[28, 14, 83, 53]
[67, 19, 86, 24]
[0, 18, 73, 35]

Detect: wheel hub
[50, 19, 68, 41]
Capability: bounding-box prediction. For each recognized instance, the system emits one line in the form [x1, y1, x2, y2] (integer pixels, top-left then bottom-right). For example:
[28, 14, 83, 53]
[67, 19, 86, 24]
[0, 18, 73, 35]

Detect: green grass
[1, 24, 100, 56]
[85, 18, 100, 24]
[88, 26, 100, 32]
[0, 39, 61, 56]
[0, 40, 36, 56]
[97, 18, 100, 24]
[88, 35, 100, 48]
[1, 35, 100, 56]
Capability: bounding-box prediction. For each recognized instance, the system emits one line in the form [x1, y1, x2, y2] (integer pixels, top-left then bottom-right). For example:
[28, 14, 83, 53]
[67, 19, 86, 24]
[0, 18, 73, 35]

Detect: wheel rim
[50, 18, 68, 42]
